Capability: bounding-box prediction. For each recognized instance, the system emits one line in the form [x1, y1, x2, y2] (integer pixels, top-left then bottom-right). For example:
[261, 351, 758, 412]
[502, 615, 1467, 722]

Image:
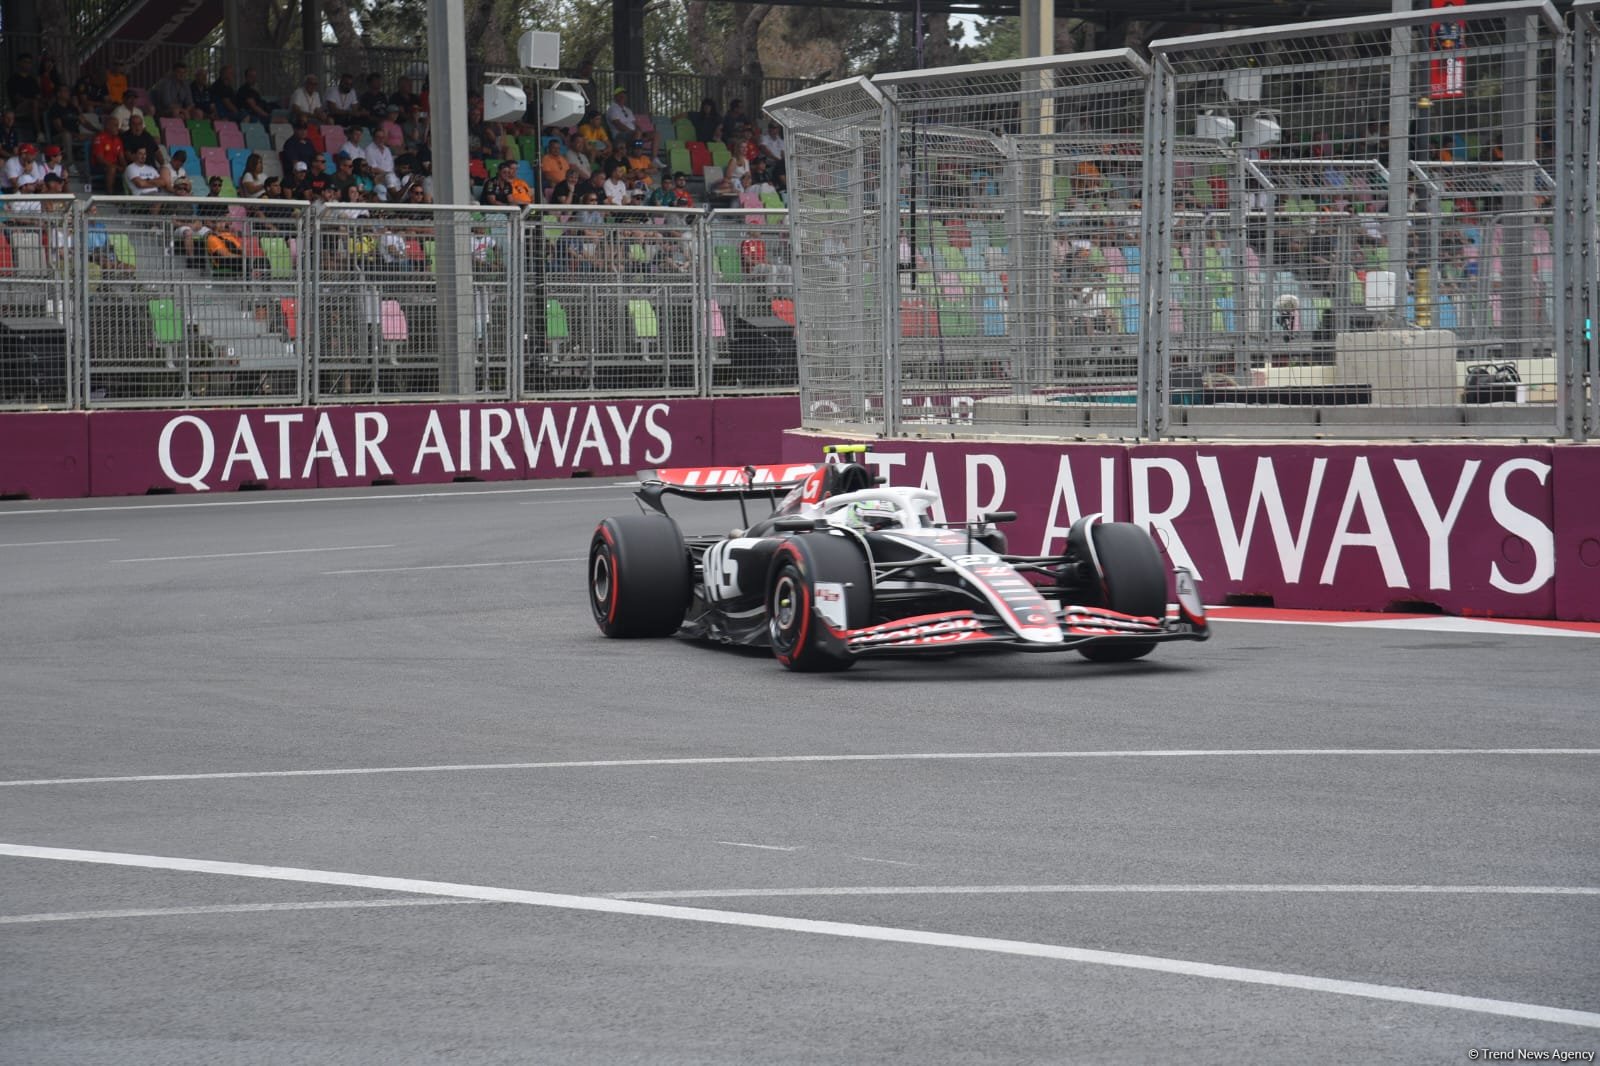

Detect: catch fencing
[0, 197, 795, 410]
[771, 0, 1592, 441]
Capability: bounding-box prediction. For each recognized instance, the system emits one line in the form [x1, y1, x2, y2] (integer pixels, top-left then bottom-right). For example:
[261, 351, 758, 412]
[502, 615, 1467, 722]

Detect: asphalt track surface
[1, 480, 1596, 1065]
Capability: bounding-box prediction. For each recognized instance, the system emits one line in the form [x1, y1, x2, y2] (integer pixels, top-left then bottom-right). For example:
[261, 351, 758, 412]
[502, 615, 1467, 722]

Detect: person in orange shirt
[104, 60, 129, 107]
[540, 138, 569, 190]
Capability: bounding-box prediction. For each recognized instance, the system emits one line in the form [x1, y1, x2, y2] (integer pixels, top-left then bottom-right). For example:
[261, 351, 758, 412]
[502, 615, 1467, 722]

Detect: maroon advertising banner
[0, 413, 89, 500]
[70, 396, 798, 496]
[782, 431, 1583, 620]
[1552, 446, 1600, 622]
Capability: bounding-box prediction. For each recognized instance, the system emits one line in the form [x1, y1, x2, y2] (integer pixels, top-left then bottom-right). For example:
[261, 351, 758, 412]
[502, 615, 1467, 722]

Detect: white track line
[0, 538, 120, 548]
[0, 897, 484, 925]
[3, 842, 1596, 1031]
[610, 883, 1600, 901]
[715, 841, 802, 852]
[3, 748, 1595, 789]
[0, 482, 631, 517]
[115, 544, 394, 563]
[325, 556, 586, 575]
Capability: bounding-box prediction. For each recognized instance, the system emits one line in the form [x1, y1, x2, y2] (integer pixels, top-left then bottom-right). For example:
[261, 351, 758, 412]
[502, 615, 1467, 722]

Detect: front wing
[815, 603, 1209, 657]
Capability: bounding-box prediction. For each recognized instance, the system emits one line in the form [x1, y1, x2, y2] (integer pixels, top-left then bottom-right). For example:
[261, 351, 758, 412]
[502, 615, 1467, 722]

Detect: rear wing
[636, 463, 819, 505]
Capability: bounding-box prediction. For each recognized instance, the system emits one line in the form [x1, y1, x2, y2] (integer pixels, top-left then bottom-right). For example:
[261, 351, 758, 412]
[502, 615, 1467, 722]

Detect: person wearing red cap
[1, 142, 46, 194]
[41, 144, 66, 181]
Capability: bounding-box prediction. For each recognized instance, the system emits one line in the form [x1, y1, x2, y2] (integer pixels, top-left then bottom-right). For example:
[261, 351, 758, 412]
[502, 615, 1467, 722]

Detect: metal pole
[880, 90, 902, 438]
[1388, 0, 1413, 330]
[428, 0, 477, 395]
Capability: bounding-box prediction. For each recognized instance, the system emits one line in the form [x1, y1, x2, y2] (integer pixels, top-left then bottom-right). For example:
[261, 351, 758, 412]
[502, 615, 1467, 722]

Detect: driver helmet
[834, 498, 901, 531]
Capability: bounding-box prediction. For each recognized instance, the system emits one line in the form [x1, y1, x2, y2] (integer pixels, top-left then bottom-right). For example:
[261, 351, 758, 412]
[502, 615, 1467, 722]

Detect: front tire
[767, 534, 871, 672]
[1077, 522, 1166, 663]
[589, 514, 690, 638]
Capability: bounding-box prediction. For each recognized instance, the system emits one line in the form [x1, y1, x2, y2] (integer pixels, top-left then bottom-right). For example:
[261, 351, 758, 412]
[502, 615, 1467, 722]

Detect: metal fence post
[879, 85, 902, 439]
[1140, 55, 1176, 440]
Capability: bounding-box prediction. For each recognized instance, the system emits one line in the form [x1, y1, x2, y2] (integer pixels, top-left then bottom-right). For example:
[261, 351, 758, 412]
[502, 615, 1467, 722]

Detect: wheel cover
[591, 551, 613, 612]
[771, 574, 799, 645]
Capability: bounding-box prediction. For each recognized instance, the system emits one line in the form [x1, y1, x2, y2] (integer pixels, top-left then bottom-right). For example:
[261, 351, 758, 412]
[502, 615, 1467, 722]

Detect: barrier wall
[780, 430, 1600, 621]
[0, 395, 798, 498]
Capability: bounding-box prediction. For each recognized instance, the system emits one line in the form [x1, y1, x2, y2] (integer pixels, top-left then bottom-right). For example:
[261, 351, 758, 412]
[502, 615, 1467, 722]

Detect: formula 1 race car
[587, 445, 1209, 671]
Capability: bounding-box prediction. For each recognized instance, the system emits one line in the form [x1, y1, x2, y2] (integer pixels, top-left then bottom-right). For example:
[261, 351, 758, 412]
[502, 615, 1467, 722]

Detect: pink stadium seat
[380, 300, 409, 342]
[200, 147, 230, 178]
[707, 299, 726, 339]
[161, 119, 190, 147]
[321, 125, 346, 154]
[214, 121, 245, 149]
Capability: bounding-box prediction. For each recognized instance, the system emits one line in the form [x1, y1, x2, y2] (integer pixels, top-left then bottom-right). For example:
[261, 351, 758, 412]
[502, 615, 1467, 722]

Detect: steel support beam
[429, 0, 477, 395]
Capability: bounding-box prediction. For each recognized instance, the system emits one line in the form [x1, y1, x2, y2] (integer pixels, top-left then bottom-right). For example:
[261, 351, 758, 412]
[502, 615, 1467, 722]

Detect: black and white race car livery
[588, 445, 1209, 671]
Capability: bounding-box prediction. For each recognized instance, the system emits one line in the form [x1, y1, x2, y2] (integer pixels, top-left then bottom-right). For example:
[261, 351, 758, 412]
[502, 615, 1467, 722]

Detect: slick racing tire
[766, 533, 871, 672]
[1077, 522, 1165, 663]
[589, 514, 691, 638]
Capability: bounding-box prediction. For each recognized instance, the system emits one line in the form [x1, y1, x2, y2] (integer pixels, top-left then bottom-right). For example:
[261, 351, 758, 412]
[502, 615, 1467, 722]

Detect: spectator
[90, 116, 123, 192]
[759, 121, 785, 163]
[188, 69, 214, 119]
[390, 76, 421, 116]
[358, 74, 388, 119]
[149, 63, 200, 120]
[724, 98, 748, 131]
[326, 73, 360, 122]
[41, 144, 67, 180]
[235, 68, 272, 124]
[104, 60, 129, 108]
[210, 65, 241, 122]
[401, 177, 430, 205]
[173, 187, 214, 261]
[202, 173, 225, 199]
[110, 90, 144, 133]
[71, 65, 108, 120]
[123, 145, 162, 196]
[33, 55, 55, 97]
[2, 142, 46, 193]
[331, 153, 357, 193]
[377, 105, 405, 151]
[363, 133, 396, 191]
[541, 137, 569, 189]
[562, 130, 593, 181]
[481, 160, 515, 206]
[576, 109, 610, 155]
[280, 120, 317, 175]
[239, 152, 267, 197]
[44, 85, 82, 162]
[691, 97, 722, 144]
[160, 149, 192, 191]
[0, 109, 19, 158]
[7, 54, 43, 131]
[336, 125, 365, 163]
[262, 174, 285, 199]
[206, 217, 246, 273]
[602, 162, 628, 205]
[669, 171, 694, 207]
[290, 75, 328, 123]
[120, 114, 161, 168]
[605, 88, 656, 160]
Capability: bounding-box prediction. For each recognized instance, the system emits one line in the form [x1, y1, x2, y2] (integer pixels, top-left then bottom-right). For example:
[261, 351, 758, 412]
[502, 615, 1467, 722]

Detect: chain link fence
[2, 199, 795, 411]
[767, 78, 891, 432]
[773, 0, 1588, 441]
[1148, 1, 1566, 438]
[524, 204, 703, 397]
[0, 197, 77, 407]
[308, 203, 517, 402]
[79, 197, 306, 406]
[878, 52, 1152, 437]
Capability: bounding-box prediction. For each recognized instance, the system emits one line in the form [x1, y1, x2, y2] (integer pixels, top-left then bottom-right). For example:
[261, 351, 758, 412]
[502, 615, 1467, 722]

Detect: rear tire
[589, 514, 691, 638]
[767, 534, 871, 672]
[1077, 522, 1166, 663]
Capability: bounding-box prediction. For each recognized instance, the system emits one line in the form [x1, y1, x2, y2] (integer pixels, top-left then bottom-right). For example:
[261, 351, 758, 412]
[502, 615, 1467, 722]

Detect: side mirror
[982, 511, 1018, 524]
[774, 516, 819, 532]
